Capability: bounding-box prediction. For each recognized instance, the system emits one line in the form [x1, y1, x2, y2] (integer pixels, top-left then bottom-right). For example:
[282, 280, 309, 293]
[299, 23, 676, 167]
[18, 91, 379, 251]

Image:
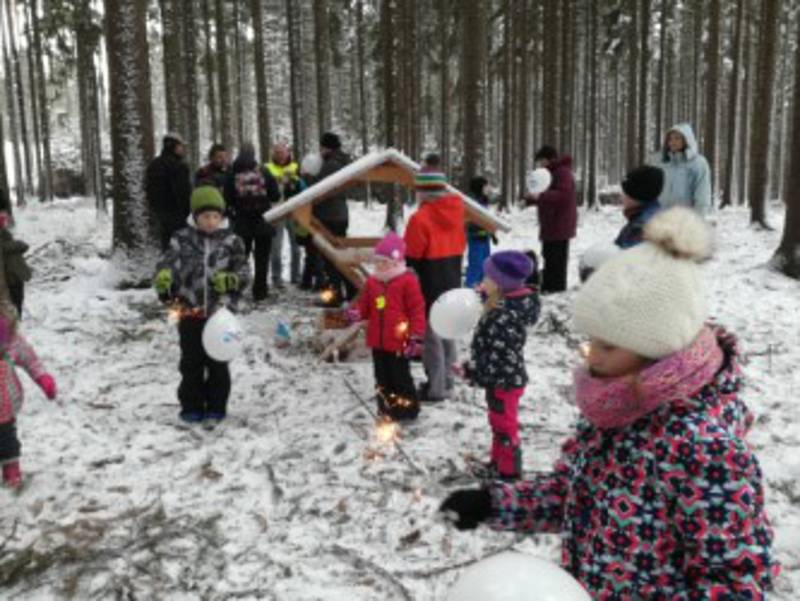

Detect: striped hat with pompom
[574, 207, 713, 359]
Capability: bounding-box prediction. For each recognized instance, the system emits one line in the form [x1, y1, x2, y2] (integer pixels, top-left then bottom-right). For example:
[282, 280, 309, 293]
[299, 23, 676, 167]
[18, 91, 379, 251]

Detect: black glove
[490, 233, 499, 245]
[439, 488, 492, 530]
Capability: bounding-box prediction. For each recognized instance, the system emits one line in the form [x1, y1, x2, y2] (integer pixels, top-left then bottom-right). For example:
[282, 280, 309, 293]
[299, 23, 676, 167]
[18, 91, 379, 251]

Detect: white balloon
[526, 168, 553, 195]
[447, 552, 590, 601]
[430, 288, 482, 339]
[202, 307, 244, 362]
[579, 241, 621, 282]
[301, 152, 323, 177]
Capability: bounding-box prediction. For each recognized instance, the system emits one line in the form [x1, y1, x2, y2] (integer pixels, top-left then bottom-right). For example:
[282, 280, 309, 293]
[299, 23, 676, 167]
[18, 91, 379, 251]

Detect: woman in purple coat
[523, 145, 577, 293]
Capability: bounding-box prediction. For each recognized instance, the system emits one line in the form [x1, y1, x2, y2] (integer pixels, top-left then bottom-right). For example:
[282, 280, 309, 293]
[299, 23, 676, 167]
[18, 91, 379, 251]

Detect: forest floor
[0, 197, 798, 600]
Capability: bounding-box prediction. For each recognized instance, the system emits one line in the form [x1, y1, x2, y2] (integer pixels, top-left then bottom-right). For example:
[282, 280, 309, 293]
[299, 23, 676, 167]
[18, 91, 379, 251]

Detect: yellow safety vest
[266, 161, 300, 183]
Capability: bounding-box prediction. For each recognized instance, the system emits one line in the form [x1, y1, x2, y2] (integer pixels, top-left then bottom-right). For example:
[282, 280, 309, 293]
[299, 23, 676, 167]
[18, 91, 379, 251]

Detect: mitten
[36, 374, 57, 400]
[345, 307, 362, 324]
[211, 271, 240, 294]
[154, 269, 173, 295]
[403, 335, 424, 359]
[439, 488, 492, 530]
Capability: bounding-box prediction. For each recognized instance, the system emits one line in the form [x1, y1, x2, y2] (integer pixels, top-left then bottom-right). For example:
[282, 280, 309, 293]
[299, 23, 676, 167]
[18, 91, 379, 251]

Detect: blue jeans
[465, 237, 491, 287]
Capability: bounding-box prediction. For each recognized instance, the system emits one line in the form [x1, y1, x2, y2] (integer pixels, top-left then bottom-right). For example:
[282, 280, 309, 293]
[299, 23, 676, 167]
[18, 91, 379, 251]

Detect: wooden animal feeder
[262, 148, 513, 360]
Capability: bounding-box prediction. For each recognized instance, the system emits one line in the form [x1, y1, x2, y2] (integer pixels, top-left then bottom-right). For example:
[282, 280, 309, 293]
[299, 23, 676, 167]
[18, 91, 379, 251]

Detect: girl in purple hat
[458, 250, 540, 480]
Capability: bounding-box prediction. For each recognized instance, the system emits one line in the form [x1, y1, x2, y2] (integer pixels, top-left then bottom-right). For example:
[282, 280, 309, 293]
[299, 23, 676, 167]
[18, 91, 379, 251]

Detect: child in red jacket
[348, 232, 426, 421]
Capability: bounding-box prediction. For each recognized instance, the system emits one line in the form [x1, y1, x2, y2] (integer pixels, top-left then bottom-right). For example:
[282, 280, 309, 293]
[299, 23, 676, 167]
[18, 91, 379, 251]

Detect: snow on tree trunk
[104, 0, 157, 284]
[251, 0, 271, 161]
[31, 0, 52, 202]
[770, 9, 800, 279]
[461, 0, 486, 189]
[747, 0, 780, 227]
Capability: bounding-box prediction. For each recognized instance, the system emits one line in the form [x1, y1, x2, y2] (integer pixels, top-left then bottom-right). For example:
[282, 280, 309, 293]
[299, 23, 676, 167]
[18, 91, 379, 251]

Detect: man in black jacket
[311, 132, 354, 307]
[147, 133, 192, 250]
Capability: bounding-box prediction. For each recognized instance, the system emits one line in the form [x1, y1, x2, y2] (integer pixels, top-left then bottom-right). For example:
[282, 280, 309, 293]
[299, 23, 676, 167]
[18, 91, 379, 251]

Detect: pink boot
[2, 461, 22, 488]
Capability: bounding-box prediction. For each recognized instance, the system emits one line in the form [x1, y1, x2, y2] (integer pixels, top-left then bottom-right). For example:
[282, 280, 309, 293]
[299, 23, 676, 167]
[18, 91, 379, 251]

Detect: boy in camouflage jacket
[154, 186, 250, 425]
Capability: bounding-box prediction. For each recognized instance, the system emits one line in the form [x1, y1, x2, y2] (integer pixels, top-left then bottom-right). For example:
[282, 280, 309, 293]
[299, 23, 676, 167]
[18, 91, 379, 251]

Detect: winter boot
[3, 461, 22, 488]
[179, 411, 204, 424]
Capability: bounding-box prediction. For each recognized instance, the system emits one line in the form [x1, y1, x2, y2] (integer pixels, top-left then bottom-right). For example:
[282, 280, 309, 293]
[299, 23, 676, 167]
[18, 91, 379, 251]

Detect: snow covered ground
[1, 197, 798, 599]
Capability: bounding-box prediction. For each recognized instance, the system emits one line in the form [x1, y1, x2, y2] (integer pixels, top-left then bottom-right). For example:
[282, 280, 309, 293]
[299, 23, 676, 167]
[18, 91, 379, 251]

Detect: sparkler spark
[375, 419, 400, 445]
[319, 289, 335, 303]
[394, 320, 409, 339]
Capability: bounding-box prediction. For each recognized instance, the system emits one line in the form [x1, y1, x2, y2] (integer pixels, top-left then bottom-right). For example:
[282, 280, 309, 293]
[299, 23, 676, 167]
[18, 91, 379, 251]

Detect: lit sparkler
[375, 418, 401, 445]
[319, 289, 336, 304]
[394, 320, 409, 339]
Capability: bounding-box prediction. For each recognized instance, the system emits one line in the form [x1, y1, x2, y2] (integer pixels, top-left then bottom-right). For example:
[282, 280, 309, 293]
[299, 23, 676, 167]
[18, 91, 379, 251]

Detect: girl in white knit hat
[439, 207, 778, 598]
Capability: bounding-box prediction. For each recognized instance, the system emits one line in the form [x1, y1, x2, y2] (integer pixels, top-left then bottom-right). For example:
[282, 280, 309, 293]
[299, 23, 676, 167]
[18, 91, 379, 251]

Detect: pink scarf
[574, 327, 723, 430]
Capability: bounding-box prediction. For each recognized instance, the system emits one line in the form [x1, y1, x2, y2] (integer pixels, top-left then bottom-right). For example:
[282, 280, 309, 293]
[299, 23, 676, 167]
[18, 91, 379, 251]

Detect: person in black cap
[310, 132, 354, 307]
[615, 165, 664, 249]
[146, 132, 192, 250]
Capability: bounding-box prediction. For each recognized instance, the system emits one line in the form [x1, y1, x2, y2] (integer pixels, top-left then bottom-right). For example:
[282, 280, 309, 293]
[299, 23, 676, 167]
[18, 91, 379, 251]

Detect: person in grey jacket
[650, 122, 711, 217]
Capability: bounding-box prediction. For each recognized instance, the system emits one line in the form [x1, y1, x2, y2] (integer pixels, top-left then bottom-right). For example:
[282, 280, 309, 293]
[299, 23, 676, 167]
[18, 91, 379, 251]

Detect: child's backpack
[232, 168, 272, 215]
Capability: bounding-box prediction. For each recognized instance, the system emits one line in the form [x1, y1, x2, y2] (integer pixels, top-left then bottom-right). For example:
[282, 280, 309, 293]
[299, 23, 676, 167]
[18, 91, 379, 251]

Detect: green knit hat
[414, 169, 448, 192]
[191, 186, 225, 214]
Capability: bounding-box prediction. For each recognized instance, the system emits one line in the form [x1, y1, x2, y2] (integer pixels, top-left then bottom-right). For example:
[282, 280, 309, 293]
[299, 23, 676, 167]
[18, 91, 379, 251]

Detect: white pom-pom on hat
[574, 207, 713, 359]
[643, 206, 713, 261]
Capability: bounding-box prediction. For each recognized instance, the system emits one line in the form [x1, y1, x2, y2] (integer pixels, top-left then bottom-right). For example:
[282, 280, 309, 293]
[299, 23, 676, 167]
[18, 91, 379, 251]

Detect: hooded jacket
[224, 152, 280, 238]
[156, 217, 250, 313]
[146, 148, 192, 231]
[310, 149, 351, 224]
[467, 289, 540, 389]
[404, 193, 466, 310]
[0, 333, 46, 424]
[532, 156, 577, 242]
[488, 330, 776, 599]
[355, 270, 426, 353]
[651, 123, 712, 216]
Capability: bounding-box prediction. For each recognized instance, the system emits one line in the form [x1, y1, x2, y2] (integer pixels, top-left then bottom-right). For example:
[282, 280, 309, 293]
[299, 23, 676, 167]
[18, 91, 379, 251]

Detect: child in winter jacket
[614, 165, 664, 249]
[0, 314, 57, 488]
[348, 232, 426, 421]
[440, 208, 777, 599]
[464, 176, 495, 288]
[0, 210, 32, 318]
[460, 251, 540, 480]
[154, 186, 250, 426]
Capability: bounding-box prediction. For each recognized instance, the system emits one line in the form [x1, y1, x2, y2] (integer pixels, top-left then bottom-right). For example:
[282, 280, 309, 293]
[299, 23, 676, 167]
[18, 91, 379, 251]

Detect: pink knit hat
[374, 232, 406, 261]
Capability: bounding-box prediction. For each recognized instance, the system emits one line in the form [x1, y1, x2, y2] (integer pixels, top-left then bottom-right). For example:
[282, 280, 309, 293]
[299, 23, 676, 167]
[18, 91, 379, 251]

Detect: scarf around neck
[574, 327, 723, 430]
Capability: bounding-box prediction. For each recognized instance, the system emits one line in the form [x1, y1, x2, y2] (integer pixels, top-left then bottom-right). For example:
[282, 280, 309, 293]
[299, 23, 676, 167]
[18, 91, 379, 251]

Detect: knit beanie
[320, 131, 342, 151]
[414, 168, 448, 193]
[621, 165, 664, 204]
[374, 231, 406, 261]
[483, 250, 535, 293]
[191, 186, 226, 215]
[574, 207, 713, 359]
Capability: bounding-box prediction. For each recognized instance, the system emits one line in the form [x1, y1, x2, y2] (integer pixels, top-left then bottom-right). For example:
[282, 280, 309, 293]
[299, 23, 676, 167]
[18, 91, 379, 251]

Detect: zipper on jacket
[203, 237, 209, 315]
[378, 281, 387, 350]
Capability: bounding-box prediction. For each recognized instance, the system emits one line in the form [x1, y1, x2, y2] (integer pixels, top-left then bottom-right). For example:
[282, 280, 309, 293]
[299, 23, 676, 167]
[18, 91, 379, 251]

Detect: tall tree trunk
[32, 0, 52, 201]
[75, 0, 105, 210]
[182, 0, 200, 167]
[215, 0, 233, 148]
[541, 0, 559, 146]
[0, 4, 23, 207]
[721, 0, 744, 208]
[251, 0, 271, 160]
[461, 0, 486, 188]
[0, 89, 10, 215]
[356, 0, 368, 155]
[380, 0, 395, 146]
[637, 0, 650, 161]
[703, 0, 720, 197]
[23, 0, 41, 195]
[313, 0, 331, 135]
[201, 0, 218, 143]
[438, 0, 450, 171]
[104, 0, 156, 273]
[286, 0, 304, 154]
[771, 9, 800, 278]
[515, 0, 529, 203]
[4, 0, 32, 197]
[587, 0, 598, 207]
[159, 0, 183, 137]
[737, 3, 752, 206]
[747, 0, 779, 227]
[654, 0, 669, 150]
[691, 3, 703, 128]
[625, 0, 639, 169]
[233, 0, 244, 146]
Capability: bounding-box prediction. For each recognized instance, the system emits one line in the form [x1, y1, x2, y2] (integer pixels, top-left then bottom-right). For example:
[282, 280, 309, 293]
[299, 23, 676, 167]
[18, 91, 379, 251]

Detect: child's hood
[502, 289, 540, 327]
